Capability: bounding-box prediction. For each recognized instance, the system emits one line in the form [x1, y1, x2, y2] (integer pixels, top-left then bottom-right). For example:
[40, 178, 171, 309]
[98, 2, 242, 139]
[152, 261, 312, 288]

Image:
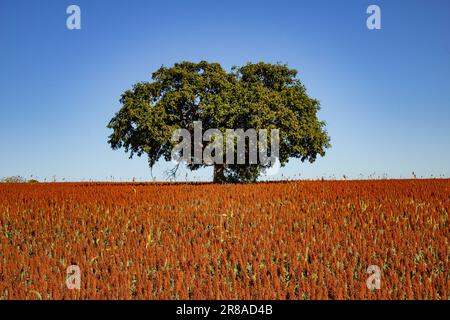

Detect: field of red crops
[0, 179, 448, 300]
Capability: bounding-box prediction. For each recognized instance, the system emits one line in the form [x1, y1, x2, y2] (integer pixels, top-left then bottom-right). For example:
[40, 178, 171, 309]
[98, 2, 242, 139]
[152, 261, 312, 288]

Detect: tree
[107, 61, 330, 183]
[1, 175, 26, 183]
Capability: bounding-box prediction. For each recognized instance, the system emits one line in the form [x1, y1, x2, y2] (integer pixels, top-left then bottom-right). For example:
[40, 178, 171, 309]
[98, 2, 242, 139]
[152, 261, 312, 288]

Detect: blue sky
[0, 0, 449, 181]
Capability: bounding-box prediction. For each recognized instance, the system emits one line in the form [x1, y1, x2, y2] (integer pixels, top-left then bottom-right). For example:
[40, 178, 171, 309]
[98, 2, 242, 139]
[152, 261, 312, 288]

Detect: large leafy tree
[107, 61, 330, 182]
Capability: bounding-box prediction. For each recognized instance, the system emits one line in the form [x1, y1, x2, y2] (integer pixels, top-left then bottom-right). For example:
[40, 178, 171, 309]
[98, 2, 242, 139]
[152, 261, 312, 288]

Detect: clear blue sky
[1, 0, 449, 181]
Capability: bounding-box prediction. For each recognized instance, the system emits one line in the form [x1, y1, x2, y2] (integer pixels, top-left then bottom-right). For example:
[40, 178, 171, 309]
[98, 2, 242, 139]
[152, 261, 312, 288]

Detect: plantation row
[0, 179, 448, 299]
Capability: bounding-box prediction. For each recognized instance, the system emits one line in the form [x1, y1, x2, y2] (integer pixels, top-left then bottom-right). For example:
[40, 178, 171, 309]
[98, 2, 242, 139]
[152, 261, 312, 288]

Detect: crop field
[0, 179, 448, 300]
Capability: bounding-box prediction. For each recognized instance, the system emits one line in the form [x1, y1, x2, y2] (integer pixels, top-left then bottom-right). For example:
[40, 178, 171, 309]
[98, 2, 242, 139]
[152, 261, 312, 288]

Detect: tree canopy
[107, 61, 330, 182]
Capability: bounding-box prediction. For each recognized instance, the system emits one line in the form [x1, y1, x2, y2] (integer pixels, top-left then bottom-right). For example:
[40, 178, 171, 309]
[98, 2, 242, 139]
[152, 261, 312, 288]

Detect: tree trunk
[213, 164, 225, 183]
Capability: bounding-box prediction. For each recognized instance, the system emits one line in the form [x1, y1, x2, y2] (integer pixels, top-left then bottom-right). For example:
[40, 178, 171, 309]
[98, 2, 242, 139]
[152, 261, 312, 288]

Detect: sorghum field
[0, 179, 448, 300]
